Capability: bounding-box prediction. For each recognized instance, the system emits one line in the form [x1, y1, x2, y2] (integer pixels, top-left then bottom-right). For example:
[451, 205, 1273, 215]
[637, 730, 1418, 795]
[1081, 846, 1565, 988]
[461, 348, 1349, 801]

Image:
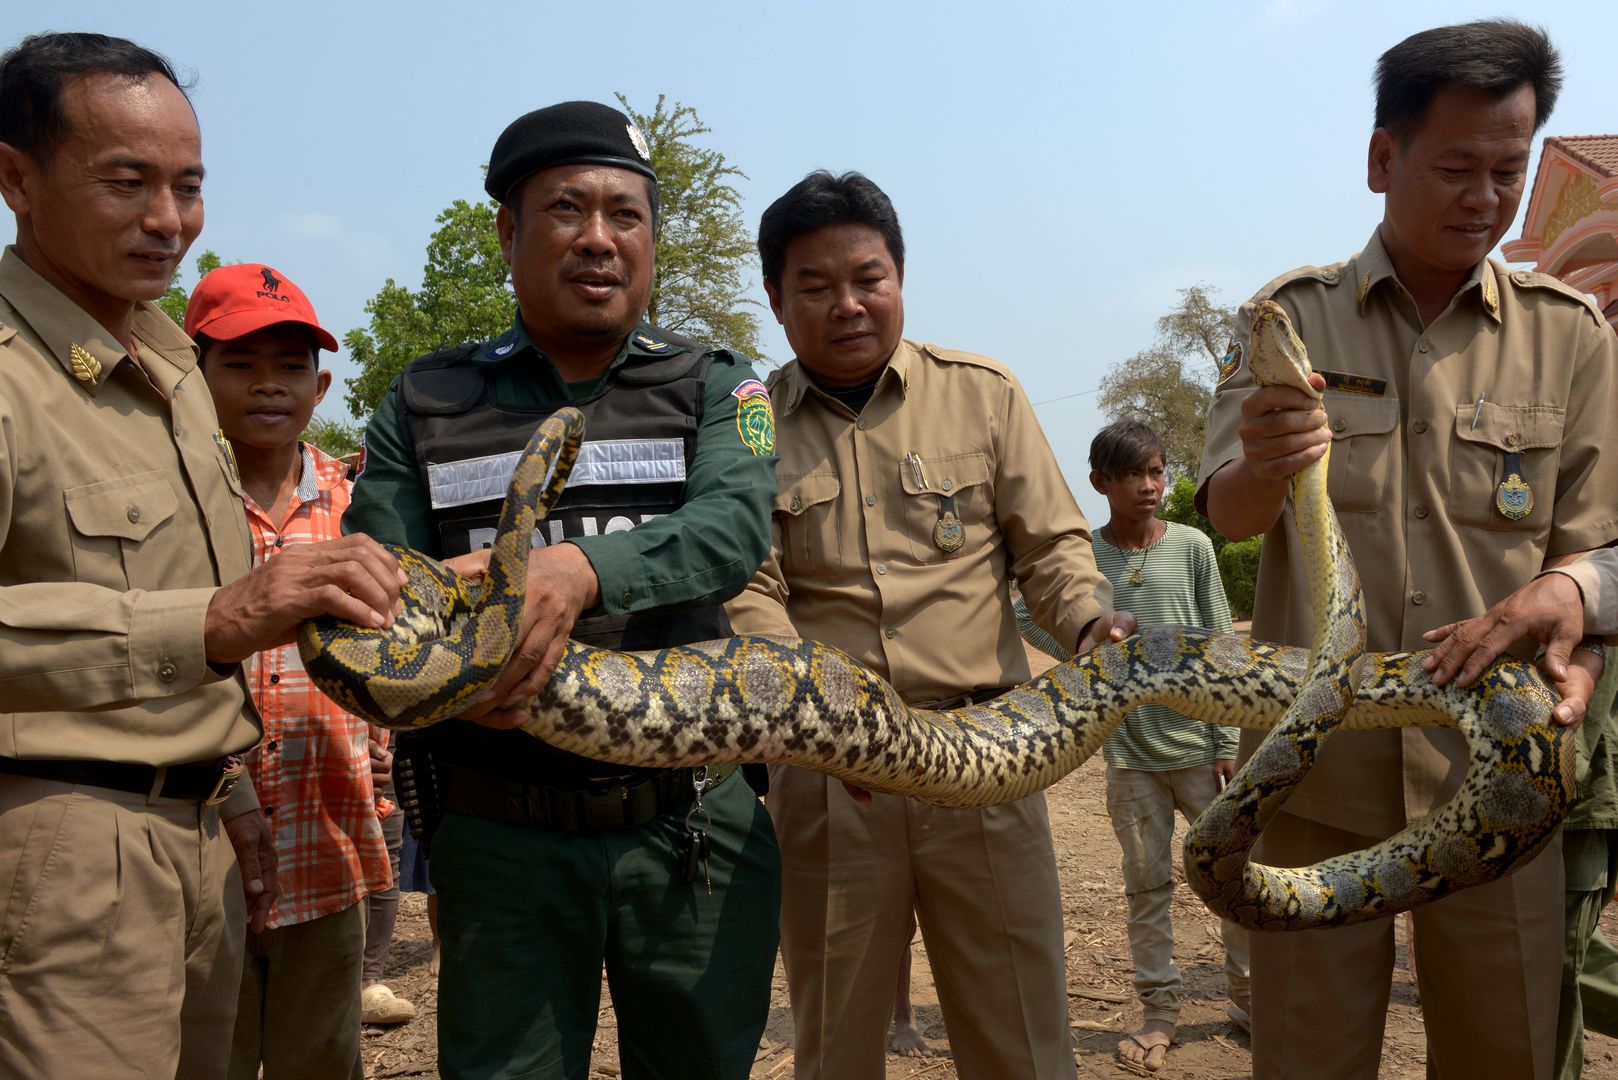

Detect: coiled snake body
[301, 303, 1573, 931]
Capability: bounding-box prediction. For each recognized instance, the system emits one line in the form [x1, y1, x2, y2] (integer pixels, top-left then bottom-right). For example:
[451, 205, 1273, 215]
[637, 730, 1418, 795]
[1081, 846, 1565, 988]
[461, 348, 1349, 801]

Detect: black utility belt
[441, 762, 735, 834]
[0, 754, 245, 805]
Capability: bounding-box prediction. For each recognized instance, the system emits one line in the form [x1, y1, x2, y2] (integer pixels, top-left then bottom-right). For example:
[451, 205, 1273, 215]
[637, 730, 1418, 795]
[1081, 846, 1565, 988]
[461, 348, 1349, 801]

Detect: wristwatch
[1573, 636, 1606, 659]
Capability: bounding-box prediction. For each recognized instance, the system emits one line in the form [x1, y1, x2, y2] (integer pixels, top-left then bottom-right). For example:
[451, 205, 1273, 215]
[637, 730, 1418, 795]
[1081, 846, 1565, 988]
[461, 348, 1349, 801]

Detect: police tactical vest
[397, 329, 732, 783]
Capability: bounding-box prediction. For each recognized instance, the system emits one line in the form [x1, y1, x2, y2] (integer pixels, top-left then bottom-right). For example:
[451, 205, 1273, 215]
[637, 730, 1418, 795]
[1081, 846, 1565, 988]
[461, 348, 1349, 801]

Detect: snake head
[1248, 299, 1319, 399]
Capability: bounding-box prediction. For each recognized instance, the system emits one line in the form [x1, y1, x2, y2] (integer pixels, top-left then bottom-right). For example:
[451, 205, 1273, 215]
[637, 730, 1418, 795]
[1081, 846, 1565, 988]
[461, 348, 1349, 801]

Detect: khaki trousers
[228, 901, 367, 1080]
[768, 765, 1076, 1080]
[1249, 811, 1562, 1080]
[0, 774, 245, 1079]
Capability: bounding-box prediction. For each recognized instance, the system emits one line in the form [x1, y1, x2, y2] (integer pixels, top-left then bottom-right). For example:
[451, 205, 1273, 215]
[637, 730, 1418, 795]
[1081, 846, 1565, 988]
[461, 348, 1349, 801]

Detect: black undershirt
[807, 371, 882, 415]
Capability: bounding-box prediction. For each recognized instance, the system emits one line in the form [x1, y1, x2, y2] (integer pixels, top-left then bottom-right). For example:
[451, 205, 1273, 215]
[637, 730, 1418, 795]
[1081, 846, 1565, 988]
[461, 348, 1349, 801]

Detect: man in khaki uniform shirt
[729, 170, 1127, 1080]
[1196, 21, 1618, 1079]
[0, 33, 399, 1078]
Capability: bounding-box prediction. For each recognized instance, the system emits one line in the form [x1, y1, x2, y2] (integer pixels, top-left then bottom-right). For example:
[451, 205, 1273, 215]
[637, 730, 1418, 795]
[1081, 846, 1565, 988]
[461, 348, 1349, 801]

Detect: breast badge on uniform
[731, 379, 775, 456]
[933, 504, 965, 553]
[1495, 452, 1533, 521]
[69, 343, 101, 384]
[1216, 341, 1243, 386]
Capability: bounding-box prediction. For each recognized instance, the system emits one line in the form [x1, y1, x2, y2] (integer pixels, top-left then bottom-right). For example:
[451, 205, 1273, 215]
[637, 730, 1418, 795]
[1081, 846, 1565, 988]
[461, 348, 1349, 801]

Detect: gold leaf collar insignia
[69, 343, 101, 383]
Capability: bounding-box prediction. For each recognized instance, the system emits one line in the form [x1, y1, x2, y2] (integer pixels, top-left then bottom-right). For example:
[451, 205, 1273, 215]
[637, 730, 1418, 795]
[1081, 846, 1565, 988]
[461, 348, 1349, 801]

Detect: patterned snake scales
[301, 302, 1573, 931]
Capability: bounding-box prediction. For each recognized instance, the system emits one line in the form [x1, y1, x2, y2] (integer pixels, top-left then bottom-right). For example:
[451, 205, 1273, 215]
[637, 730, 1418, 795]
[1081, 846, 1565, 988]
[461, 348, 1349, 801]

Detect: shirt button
[173, 423, 183, 437]
[1505, 432, 1520, 448]
[1417, 339, 1431, 354]
[1414, 505, 1429, 519]
[127, 506, 141, 523]
[157, 660, 178, 682]
[856, 418, 867, 430]
[1322, 269, 1339, 282]
[876, 563, 888, 575]
[1332, 419, 1346, 433]
[622, 588, 632, 605]
[865, 494, 877, 506]
[1513, 270, 1530, 285]
[269, 673, 280, 685]
[790, 496, 803, 512]
[884, 627, 897, 639]
[1412, 419, 1428, 434]
[941, 480, 953, 492]
[1411, 591, 1427, 606]
[267, 739, 278, 752]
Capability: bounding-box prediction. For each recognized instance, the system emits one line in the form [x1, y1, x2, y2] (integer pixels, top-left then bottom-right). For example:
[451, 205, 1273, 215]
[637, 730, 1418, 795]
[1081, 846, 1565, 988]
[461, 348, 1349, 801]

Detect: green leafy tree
[156, 249, 224, 324]
[617, 93, 763, 362]
[342, 199, 513, 418]
[1217, 536, 1264, 621]
[302, 414, 363, 459]
[1159, 475, 1220, 554]
[1098, 285, 1237, 481]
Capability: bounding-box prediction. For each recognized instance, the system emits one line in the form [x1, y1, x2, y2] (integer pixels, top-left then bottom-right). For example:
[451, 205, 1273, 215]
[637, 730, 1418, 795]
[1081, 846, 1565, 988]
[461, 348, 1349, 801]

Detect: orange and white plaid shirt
[241, 442, 392, 928]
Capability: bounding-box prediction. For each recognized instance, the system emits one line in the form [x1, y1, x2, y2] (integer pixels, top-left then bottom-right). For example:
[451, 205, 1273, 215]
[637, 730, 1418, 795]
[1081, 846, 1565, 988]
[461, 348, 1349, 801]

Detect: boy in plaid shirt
[187, 265, 392, 1079]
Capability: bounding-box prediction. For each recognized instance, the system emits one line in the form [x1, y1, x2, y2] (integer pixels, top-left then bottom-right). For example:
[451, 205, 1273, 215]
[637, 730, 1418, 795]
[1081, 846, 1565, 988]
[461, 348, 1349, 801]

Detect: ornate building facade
[1503, 135, 1618, 329]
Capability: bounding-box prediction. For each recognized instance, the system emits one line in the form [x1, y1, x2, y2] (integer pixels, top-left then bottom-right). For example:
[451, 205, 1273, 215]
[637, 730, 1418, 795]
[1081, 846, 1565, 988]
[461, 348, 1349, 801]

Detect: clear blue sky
[8, 1, 1613, 524]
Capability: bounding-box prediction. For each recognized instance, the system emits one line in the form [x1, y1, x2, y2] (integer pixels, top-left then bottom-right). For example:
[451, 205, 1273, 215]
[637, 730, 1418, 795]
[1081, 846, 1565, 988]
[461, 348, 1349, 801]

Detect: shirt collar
[774, 338, 914, 417]
[479, 313, 665, 379]
[1354, 228, 1503, 325]
[0, 247, 199, 397]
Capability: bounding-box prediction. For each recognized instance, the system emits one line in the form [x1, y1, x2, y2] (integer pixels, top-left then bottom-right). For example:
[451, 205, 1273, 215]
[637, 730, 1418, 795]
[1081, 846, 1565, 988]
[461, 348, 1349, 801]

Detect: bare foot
[1118, 1018, 1174, 1073]
[888, 1016, 932, 1057]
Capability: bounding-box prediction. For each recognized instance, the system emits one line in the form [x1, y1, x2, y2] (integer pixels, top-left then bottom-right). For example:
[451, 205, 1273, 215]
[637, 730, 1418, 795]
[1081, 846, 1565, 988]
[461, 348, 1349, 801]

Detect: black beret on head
[485, 100, 657, 202]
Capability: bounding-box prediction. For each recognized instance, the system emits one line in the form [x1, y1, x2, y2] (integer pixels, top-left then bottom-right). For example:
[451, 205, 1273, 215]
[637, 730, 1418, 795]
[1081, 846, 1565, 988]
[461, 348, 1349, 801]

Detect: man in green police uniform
[345, 101, 781, 1080]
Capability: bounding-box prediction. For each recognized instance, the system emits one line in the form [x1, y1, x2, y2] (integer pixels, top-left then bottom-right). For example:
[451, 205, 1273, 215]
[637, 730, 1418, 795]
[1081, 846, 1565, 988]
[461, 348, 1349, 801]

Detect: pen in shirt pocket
[905, 451, 931, 491]
[1471, 391, 1487, 429]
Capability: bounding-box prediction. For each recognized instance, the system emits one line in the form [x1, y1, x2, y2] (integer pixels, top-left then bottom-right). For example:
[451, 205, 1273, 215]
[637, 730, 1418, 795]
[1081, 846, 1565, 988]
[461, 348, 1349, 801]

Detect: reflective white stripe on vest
[427, 438, 687, 510]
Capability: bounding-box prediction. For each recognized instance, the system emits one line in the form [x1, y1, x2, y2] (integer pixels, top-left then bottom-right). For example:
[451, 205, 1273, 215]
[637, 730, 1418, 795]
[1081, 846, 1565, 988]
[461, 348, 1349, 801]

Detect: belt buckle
[204, 756, 245, 806]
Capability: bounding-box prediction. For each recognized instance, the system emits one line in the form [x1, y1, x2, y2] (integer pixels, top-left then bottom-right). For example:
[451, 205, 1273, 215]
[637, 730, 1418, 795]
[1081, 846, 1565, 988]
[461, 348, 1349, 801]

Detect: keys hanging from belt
[681, 766, 713, 894]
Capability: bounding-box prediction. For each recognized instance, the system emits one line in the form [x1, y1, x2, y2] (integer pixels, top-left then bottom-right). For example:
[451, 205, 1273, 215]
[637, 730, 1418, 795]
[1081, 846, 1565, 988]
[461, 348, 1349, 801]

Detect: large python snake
[300, 301, 1573, 931]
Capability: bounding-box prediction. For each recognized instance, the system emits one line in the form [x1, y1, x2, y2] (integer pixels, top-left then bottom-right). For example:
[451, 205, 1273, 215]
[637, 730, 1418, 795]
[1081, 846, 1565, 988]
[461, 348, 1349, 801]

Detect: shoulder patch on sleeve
[920, 343, 1012, 378]
[1216, 341, 1243, 385]
[732, 379, 775, 456]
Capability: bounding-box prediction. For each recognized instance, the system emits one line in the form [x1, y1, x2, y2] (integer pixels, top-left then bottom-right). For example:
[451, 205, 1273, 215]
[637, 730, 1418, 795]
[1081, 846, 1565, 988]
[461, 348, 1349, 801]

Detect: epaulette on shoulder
[634, 324, 707, 357]
[1500, 266, 1609, 328]
[921, 342, 1011, 378]
[1252, 261, 1351, 303]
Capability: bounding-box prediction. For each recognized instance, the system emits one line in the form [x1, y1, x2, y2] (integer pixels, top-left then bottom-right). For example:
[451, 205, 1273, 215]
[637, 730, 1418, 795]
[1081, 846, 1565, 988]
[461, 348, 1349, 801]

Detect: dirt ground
[361, 647, 1618, 1079]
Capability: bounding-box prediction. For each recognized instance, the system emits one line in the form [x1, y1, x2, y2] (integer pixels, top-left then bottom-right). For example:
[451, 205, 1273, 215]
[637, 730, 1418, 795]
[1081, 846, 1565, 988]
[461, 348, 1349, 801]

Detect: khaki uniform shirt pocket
[63, 470, 179, 591]
[1450, 402, 1564, 531]
[1323, 394, 1399, 513]
[898, 451, 991, 561]
[774, 472, 841, 577]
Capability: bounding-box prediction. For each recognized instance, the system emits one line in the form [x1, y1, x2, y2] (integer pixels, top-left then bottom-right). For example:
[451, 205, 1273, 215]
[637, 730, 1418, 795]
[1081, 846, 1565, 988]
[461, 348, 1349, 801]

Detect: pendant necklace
[1108, 523, 1161, 587]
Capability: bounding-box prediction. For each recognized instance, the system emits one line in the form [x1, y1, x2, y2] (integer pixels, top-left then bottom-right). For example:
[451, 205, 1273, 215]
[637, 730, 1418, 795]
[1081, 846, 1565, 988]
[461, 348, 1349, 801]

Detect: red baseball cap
[184, 263, 339, 353]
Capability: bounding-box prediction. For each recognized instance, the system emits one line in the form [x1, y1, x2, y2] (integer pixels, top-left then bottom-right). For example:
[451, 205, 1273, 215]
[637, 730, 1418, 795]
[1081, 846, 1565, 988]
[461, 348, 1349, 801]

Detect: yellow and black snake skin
[299, 302, 1574, 931]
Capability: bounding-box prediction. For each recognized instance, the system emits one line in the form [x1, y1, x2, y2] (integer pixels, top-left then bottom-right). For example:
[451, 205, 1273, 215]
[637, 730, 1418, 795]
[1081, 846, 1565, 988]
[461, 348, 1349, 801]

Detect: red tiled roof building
[1503, 135, 1618, 329]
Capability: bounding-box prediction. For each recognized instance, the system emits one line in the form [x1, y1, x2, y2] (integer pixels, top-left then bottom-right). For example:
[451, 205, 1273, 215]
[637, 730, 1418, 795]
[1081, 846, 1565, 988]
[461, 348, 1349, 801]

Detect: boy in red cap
[186, 264, 394, 1079]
